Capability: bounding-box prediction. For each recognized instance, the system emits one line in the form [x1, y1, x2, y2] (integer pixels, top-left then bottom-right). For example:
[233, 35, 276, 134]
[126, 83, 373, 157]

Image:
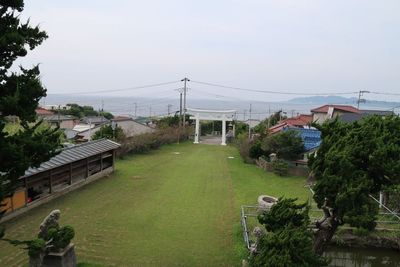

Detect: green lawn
[0, 143, 308, 267]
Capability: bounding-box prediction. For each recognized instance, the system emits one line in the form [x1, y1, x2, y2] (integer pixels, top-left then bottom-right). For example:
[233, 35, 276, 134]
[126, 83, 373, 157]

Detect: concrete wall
[60, 120, 75, 129]
[313, 110, 348, 124]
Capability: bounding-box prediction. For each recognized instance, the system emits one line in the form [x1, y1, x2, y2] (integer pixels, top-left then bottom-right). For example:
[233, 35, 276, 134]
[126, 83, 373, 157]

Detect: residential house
[339, 109, 394, 123]
[81, 116, 109, 126]
[268, 114, 313, 134]
[311, 105, 360, 124]
[35, 107, 54, 118]
[111, 116, 154, 138]
[42, 114, 77, 129]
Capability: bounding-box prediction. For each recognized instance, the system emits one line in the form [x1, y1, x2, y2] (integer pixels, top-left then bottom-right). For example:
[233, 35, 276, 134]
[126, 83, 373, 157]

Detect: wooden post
[112, 150, 115, 169]
[69, 163, 73, 185]
[86, 158, 89, 178]
[100, 153, 103, 171]
[10, 191, 14, 212]
[24, 177, 28, 206]
[49, 170, 53, 194]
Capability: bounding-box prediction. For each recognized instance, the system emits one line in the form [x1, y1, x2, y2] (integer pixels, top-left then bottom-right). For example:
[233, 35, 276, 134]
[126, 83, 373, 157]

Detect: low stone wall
[332, 229, 400, 251]
[0, 167, 114, 223]
[256, 157, 309, 177]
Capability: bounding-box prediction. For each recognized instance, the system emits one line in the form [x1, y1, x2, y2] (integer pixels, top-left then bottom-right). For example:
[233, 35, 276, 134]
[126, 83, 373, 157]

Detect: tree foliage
[251, 198, 328, 267]
[59, 103, 114, 119]
[261, 130, 304, 160]
[92, 124, 125, 141]
[309, 115, 400, 254]
[0, 1, 61, 222]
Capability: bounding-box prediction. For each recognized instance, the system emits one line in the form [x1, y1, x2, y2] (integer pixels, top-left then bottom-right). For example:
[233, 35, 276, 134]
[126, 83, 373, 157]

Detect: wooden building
[0, 139, 120, 221]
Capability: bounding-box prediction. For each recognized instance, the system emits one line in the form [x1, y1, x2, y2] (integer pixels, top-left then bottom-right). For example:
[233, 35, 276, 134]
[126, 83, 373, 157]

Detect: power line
[54, 81, 181, 95]
[369, 91, 400, 96]
[189, 88, 244, 101]
[191, 80, 358, 96]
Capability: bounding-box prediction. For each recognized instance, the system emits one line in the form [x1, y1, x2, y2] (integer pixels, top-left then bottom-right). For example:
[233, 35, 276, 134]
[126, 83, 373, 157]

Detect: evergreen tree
[251, 198, 328, 266]
[0, 0, 60, 231]
[309, 115, 400, 254]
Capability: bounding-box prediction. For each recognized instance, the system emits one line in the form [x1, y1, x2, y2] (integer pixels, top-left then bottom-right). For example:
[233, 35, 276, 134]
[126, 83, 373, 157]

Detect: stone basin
[257, 195, 278, 209]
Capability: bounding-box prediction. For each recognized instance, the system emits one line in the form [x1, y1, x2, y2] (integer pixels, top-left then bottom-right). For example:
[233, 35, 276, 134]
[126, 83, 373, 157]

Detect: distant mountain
[288, 96, 400, 108]
[288, 96, 357, 104]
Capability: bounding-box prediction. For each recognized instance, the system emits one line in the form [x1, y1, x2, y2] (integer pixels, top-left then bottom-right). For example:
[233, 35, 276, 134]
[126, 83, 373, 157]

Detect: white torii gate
[186, 108, 236, 146]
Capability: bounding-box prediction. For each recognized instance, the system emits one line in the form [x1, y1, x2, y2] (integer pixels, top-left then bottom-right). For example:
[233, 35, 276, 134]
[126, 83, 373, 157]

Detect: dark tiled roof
[360, 110, 394, 116]
[81, 116, 109, 124]
[112, 116, 133, 122]
[339, 113, 364, 123]
[42, 115, 75, 121]
[22, 139, 120, 178]
[339, 110, 394, 123]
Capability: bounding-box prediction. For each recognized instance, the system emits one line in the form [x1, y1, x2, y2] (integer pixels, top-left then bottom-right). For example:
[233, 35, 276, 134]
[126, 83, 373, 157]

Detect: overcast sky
[16, 0, 400, 102]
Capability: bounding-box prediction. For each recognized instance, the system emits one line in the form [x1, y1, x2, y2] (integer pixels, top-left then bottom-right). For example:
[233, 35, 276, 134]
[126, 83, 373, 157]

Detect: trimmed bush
[47, 225, 75, 250]
[272, 159, 288, 176]
[117, 127, 191, 157]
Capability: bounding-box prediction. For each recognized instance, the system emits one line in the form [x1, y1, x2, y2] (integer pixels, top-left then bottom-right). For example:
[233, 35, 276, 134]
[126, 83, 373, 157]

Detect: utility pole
[243, 109, 247, 121]
[248, 104, 252, 139]
[58, 104, 60, 127]
[357, 90, 370, 109]
[149, 106, 152, 119]
[181, 77, 190, 126]
[167, 104, 172, 116]
[134, 103, 137, 118]
[179, 91, 183, 125]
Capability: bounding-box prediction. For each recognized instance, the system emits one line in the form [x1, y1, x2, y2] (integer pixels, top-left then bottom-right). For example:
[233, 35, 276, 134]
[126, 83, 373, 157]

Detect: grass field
[0, 142, 308, 267]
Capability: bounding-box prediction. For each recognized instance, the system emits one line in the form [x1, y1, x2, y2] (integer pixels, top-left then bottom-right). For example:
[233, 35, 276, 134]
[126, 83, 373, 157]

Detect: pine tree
[309, 115, 400, 254]
[0, 0, 61, 231]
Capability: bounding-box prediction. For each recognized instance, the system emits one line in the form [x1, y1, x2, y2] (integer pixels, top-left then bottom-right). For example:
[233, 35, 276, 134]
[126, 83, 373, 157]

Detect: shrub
[249, 140, 264, 159]
[48, 225, 75, 250]
[92, 124, 125, 142]
[272, 159, 288, 176]
[261, 130, 304, 160]
[236, 134, 254, 163]
[117, 127, 191, 157]
[27, 239, 46, 257]
[353, 227, 370, 237]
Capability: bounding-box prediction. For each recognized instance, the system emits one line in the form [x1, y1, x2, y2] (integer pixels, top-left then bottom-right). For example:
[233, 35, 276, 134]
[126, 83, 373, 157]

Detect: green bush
[272, 159, 288, 176]
[261, 130, 304, 160]
[236, 134, 254, 163]
[48, 225, 75, 249]
[28, 239, 46, 257]
[353, 227, 370, 237]
[92, 125, 125, 142]
[249, 140, 264, 159]
[118, 127, 191, 157]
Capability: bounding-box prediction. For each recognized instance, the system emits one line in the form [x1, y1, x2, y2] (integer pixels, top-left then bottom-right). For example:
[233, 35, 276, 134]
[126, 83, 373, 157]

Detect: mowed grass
[0, 142, 308, 267]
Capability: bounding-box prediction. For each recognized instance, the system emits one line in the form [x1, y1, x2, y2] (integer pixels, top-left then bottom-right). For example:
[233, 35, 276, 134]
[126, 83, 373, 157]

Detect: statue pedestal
[41, 243, 77, 267]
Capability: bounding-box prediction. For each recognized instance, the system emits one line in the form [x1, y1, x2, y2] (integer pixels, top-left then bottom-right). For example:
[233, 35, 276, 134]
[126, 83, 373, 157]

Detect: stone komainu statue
[38, 209, 61, 240]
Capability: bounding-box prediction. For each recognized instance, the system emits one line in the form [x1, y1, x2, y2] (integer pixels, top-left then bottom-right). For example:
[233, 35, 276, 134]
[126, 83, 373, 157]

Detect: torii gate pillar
[221, 119, 226, 145]
[194, 118, 200, 144]
[187, 108, 236, 146]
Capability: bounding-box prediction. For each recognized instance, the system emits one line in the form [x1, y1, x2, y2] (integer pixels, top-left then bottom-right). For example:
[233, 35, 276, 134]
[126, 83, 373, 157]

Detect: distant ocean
[41, 94, 399, 120]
